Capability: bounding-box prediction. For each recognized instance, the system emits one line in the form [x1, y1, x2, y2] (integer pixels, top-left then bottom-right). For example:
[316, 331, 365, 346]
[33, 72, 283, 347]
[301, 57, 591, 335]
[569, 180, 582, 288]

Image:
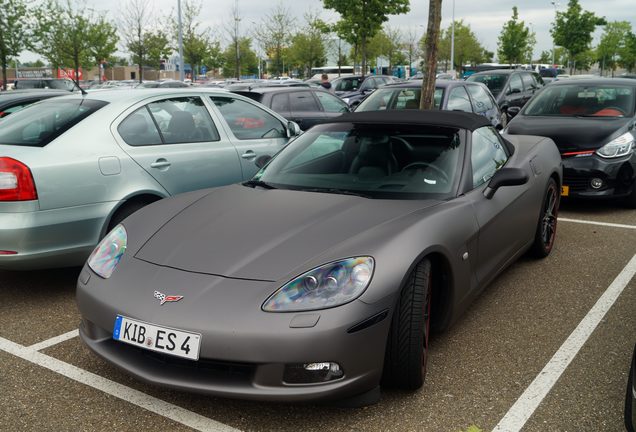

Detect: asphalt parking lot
[0, 200, 634, 432]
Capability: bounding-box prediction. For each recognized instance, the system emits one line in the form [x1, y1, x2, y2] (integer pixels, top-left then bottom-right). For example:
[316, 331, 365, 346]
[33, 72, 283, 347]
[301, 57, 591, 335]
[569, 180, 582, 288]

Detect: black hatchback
[466, 69, 544, 120]
[232, 86, 350, 130]
[506, 78, 636, 206]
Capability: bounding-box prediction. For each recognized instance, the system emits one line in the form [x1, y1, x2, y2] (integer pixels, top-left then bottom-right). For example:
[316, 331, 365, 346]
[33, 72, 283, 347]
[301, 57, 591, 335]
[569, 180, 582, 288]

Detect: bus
[310, 66, 355, 80]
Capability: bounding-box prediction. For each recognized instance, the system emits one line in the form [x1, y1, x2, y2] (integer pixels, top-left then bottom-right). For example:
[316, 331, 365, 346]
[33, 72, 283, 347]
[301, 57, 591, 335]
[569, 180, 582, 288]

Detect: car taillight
[0, 157, 38, 201]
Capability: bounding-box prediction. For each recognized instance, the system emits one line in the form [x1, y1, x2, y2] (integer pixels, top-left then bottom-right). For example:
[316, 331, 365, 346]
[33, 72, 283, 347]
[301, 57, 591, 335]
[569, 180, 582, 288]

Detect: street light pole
[234, 0, 240, 80]
[450, 0, 455, 78]
[177, 0, 185, 81]
[551, 1, 558, 67]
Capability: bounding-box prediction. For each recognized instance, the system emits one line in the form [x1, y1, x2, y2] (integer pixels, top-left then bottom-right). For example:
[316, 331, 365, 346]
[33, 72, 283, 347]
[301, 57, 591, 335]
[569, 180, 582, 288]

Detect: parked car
[627, 343, 636, 432]
[232, 86, 350, 130]
[0, 88, 301, 270]
[355, 79, 506, 129]
[77, 110, 561, 405]
[136, 80, 190, 88]
[466, 69, 544, 120]
[505, 78, 636, 207]
[13, 78, 77, 92]
[331, 75, 399, 107]
[0, 90, 68, 118]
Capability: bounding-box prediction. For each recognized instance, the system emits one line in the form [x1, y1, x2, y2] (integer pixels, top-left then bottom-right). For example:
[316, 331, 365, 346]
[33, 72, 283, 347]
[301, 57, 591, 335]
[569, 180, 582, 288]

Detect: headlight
[87, 225, 127, 279]
[262, 257, 374, 312]
[596, 132, 634, 158]
[342, 97, 350, 104]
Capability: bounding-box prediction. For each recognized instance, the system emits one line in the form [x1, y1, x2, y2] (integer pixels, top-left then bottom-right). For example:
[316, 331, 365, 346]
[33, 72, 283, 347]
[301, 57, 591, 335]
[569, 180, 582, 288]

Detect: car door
[114, 95, 244, 196]
[466, 127, 535, 286]
[520, 72, 537, 106]
[288, 90, 325, 130]
[209, 95, 289, 178]
[503, 73, 525, 112]
[445, 85, 473, 113]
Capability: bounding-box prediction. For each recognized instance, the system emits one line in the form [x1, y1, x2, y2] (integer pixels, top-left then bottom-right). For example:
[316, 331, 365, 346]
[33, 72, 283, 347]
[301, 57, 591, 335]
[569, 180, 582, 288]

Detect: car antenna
[73, 79, 87, 96]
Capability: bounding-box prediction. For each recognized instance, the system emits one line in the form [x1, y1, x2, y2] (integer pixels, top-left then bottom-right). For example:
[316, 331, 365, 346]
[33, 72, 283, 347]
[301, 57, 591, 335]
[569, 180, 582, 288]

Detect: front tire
[530, 178, 559, 258]
[382, 259, 432, 390]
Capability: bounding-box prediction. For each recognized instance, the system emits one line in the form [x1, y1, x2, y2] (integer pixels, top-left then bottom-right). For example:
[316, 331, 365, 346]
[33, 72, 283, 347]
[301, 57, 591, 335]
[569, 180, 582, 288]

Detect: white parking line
[559, 217, 636, 230]
[492, 253, 636, 432]
[0, 336, 242, 432]
[28, 329, 79, 352]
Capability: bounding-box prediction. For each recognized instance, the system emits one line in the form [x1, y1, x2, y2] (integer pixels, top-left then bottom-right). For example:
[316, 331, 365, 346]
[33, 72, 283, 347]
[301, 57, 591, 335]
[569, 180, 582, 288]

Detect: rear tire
[382, 259, 432, 390]
[531, 178, 559, 258]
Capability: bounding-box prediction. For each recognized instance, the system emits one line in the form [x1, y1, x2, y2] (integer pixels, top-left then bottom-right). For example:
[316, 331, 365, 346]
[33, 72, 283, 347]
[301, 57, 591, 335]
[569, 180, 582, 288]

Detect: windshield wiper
[302, 187, 373, 199]
[574, 114, 622, 118]
[242, 179, 277, 189]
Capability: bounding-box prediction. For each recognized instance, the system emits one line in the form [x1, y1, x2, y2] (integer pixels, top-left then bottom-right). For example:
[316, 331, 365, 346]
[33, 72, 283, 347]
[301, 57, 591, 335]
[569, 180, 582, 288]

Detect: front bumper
[76, 260, 394, 402]
[561, 152, 635, 199]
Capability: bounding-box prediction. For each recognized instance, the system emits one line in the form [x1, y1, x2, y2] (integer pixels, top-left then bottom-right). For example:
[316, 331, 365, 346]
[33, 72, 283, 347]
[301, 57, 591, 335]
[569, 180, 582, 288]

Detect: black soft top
[333, 110, 492, 131]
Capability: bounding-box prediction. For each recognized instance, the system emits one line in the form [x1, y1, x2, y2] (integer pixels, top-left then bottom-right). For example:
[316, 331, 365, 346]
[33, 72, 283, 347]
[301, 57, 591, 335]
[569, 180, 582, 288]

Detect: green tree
[382, 26, 406, 70]
[254, 3, 296, 77]
[171, 0, 215, 79]
[32, 0, 111, 85]
[287, 13, 328, 78]
[403, 28, 421, 77]
[142, 31, 172, 72]
[86, 15, 119, 82]
[623, 32, 636, 72]
[119, 0, 153, 82]
[223, 37, 258, 77]
[428, 20, 490, 73]
[536, 50, 552, 63]
[497, 7, 535, 64]
[0, 0, 30, 90]
[596, 21, 632, 76]
[323, 0, 409, 77]
[551, 0, 606, 74]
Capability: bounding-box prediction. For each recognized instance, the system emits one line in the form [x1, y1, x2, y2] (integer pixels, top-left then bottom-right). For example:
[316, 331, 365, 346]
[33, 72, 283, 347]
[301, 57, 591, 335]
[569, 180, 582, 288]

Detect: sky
[19, 0, 636, 64]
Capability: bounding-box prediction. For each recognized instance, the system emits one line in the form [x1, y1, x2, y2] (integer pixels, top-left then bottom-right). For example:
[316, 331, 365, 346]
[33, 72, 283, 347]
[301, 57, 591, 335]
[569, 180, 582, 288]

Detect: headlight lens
[87, 225, 127, 279]
[596, 132, 634, 158]
[342, 97, 350, 104]
[262, 257, 374, 312]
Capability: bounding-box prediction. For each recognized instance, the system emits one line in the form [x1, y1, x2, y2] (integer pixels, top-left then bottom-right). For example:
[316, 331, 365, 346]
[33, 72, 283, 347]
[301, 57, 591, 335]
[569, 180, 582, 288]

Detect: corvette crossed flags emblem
[154, 290, 184, 305]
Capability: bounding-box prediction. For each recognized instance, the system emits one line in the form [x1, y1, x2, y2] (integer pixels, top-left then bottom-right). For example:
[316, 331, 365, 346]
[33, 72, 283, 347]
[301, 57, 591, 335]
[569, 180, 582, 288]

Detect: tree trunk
[361, 35, 367, 77]
[420, 0, 443, 110]
[1, 53, 7, 91]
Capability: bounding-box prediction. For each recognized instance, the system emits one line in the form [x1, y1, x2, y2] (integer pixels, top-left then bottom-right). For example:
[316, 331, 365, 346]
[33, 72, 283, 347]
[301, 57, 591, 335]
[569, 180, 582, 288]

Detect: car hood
[507, 115, 633, 152]
[339, 90, 362, 99]
[135, 184, 439, 281]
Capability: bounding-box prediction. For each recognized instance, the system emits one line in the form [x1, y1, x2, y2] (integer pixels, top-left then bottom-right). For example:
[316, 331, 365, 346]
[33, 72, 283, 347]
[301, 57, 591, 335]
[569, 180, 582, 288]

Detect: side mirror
[286, 121, 302, 138]
[507, 106, 521, 117]
[483, 167, 528, 199]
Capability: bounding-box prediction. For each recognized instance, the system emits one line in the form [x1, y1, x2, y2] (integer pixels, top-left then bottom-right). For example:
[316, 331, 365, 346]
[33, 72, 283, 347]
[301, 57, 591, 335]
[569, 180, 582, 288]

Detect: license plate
[561, 185, 569, 196]
[113, 315, 201, 360]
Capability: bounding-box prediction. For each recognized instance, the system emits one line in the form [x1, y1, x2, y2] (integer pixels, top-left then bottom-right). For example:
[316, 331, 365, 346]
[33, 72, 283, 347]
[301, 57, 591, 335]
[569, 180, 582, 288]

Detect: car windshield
[254, 122, 463, 200]
[356, 87, 443, 111]
[467, 74, 508, 96]
[0, 99, 108, 147]
[524, 84, 635, 117]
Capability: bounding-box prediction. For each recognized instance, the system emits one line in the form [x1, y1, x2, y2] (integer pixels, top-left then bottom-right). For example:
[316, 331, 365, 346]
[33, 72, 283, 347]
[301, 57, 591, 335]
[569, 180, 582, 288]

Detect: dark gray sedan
[77, 111, 562, 405]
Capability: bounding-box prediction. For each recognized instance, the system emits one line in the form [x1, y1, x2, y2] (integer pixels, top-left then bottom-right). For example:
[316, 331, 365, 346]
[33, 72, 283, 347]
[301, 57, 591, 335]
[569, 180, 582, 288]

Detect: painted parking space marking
[0, 336, 242, 432]
[559, 217, 636, 230]
[27, 329, 79, 352]
[492, 253, 636, 432]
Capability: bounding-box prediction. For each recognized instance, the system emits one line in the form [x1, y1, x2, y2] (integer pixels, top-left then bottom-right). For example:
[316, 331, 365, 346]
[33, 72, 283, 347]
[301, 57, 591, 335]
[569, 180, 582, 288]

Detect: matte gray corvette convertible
[77, 111, 562, 404]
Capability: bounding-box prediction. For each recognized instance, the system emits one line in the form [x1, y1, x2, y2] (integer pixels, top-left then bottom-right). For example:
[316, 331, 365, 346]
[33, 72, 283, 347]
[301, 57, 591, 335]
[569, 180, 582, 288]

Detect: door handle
[150, 159, 171, 169]
[241, 150, 256, 160]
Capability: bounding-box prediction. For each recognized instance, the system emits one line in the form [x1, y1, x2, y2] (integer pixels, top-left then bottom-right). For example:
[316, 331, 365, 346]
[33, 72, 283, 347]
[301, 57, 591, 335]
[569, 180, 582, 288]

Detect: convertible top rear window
[0, 99, 108, 147]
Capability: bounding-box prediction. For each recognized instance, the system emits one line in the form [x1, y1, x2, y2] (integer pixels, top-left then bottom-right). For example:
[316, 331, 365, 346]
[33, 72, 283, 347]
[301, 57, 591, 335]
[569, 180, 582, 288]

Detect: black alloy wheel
[531, 178, 559, 258]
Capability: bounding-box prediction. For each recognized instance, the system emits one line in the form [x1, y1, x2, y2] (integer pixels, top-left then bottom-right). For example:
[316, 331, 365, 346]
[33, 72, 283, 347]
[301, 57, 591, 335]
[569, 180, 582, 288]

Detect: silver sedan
[0, 88, 299, 270]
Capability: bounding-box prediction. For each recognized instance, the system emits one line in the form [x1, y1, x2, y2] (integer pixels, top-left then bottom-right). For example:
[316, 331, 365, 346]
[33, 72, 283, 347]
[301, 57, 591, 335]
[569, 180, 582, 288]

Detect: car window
[521, 73, 535, 91]
[289, 91, 320, 111]
[0, 99, 108, 147]
[145, 97, 220, 144]
[334, 77, 361, 92]
[210, 96, 286, 140]
[355, 88, 443, 111]
[508, 74, 523, 94]
[117, 106, 163, 146]
[315, 92, 349, 113]
[524, 84, 636, 117]
[466, 84, 494, 112]
[447, 86, 472, 112]
[466, 74, 507, 96]
[270, 93, 289, 112]
[0, 101, 39, 118]
[471, 126, 509, 188]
